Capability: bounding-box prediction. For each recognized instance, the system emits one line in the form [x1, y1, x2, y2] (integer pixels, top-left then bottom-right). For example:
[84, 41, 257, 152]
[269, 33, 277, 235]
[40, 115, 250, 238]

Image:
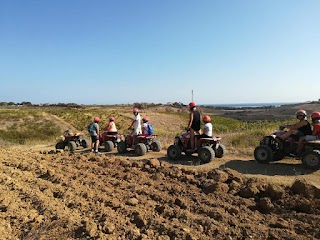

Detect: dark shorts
[290, 131, 304, 141]
[91, 135, 98, 142]
[295, 131, 304, 137]
[107, 132, 118, 135]
[191, 126, 201, 132]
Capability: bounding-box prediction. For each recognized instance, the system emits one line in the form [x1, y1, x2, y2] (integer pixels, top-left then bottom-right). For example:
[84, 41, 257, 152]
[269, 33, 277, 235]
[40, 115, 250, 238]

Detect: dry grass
[0, 107, 296, 151]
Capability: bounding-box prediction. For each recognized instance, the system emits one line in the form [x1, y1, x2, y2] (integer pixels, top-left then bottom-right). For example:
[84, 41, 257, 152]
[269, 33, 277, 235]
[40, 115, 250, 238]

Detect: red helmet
[133, 107, 139, 113]
[295, 109, 307, 117]
[109, 116, 115, 121]
[311, 112, 320, 119]
[189, 102, 196, 108]
[203, 115, 211, 122]
[94, 117, 100, 123]
[142, 116, 149, 122]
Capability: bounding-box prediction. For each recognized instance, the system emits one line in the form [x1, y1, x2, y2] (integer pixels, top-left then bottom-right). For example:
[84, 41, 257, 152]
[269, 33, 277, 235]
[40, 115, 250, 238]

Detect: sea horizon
[201, 102, 299, 108]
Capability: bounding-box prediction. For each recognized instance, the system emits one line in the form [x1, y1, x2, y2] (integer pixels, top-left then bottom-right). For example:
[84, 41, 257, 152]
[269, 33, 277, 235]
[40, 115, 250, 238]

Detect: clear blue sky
[1, 0, 319, 105]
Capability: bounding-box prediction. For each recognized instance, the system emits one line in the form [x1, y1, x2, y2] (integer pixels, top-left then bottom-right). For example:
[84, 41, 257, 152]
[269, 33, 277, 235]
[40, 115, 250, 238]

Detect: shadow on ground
[219, 159, 316, 176]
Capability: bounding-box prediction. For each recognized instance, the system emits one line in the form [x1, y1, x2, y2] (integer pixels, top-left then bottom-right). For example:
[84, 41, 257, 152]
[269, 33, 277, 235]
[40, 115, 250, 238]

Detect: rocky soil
[0, 148, 320, 240]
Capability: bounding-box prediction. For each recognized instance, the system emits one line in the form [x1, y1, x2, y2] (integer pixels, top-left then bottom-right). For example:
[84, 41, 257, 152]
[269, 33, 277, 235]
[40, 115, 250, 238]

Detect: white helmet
[295, 109, 307, 118]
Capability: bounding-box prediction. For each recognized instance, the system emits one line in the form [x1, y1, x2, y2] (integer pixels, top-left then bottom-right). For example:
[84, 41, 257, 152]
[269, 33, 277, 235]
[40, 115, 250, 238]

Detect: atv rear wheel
[135, 143, 147, 156]
[117, 141, 127, 153]
[81, 139, 89, 148]
[198, 146, 215, 163]
[254, 145, 273, 164]
[301, 150, 320, 170]
[105, 140, 114, 152]
[55, 141, 65, 150]
[167, 145, 181, 160]
[151, 140, 162, 152]
[68, 141, 77, 152]
[215, 144, 226, 158]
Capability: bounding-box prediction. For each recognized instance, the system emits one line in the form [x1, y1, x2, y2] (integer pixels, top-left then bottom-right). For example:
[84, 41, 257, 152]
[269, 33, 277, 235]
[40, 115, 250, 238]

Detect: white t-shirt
[203, 123, 212, 137]
[142, 122, 148, 134]
[134, 114, 142, 133]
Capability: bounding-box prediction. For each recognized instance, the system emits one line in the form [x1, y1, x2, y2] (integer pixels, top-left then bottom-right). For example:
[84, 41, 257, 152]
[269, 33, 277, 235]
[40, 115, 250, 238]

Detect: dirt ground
[1, 146, 320, 239]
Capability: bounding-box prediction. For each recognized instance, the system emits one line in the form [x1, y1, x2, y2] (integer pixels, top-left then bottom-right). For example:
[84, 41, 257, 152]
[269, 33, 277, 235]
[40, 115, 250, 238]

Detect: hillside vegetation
[0, 107, 297, 152]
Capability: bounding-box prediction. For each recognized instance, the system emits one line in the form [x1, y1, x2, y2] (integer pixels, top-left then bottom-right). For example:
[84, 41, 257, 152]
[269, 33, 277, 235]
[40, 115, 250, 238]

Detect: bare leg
[280, 129, 298, 140]
[190, 129, 195, 149]
[95, 140, 100, 151]
[296, 137, 305, 156]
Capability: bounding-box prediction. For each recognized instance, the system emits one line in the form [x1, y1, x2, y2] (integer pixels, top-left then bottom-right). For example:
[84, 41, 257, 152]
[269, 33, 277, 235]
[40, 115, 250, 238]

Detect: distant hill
[202, 101, 320, 122]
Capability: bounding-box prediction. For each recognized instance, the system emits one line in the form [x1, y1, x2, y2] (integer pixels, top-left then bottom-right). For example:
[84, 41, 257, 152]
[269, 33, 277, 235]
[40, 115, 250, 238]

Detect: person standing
[128, 107, 142, 135]
[88, 117, 101, 155]
[187, 102, 201, 150]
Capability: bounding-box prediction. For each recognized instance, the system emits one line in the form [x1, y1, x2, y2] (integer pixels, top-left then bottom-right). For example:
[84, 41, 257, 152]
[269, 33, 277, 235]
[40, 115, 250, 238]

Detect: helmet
[203, 115, 211, 122]
[189, 102, 196, 108]
[311, 112, 320, 120]
[295, 109, 307, 117]
[142, 116, 149, 122]
[109, 116, 115, 121]
[133, 107, 139, 113]
[94, 117, 100, 123]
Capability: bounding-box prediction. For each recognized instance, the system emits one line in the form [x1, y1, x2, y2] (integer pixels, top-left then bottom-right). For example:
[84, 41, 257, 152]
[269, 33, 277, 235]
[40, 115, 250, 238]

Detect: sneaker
[91, 149, 94, 152]
[95, 151, 102, 156]
[289, 152, 297, 157]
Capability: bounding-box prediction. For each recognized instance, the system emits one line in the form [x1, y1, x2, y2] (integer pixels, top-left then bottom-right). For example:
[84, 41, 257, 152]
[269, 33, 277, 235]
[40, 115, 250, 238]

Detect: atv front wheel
[135, 143, 147, 156]
[215, 144, 226, 158]
[254, 145, 273, 164]
[117, 141, 127, 153]
[151, 140, 162, 152]
[105, 140, 114, 152]
[55, 141, 65, 150]
[301, 150, 320, 170]
[68, 141, 77, 152]
[167, 145, 181, 160]
[198, 146, 215, 163]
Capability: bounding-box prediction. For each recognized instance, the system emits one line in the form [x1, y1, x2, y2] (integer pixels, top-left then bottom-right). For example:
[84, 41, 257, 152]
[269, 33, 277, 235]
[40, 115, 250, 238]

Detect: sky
[0, 0, 319, 105]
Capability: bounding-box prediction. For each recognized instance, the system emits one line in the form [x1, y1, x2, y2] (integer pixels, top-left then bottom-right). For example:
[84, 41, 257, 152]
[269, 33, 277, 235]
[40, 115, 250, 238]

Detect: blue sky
[1, 0, 319, 105]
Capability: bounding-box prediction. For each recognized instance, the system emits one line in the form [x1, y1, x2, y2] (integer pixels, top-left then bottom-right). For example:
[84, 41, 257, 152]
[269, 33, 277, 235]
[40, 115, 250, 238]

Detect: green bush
[0, 121, 61, 144]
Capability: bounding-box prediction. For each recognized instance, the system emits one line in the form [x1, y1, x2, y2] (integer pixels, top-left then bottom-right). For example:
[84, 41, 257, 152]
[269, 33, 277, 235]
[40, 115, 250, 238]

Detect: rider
[296, 111, 320, 155]
[279, 109, 312, 140]
[105, 116, 118, 135]
[142, 116, 151, 136]
[88, 117, 101, 155]
[195, 115, 213, 147]
[187, 101, 201, 150]
[198, 115, 213, 138]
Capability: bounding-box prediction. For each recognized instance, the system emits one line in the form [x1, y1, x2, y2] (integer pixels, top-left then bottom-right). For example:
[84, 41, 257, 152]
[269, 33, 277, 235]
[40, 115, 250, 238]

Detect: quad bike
[167, 130, 226, 163]
[117, 134, 162, 156]
[254, 128, 320, 170]
[55, 131, 89, 152]
[99, 131, 123, 152]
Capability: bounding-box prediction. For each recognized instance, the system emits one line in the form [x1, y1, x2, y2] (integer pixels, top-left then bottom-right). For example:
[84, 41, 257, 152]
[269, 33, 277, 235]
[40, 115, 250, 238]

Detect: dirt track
[1, 148, 320, 239]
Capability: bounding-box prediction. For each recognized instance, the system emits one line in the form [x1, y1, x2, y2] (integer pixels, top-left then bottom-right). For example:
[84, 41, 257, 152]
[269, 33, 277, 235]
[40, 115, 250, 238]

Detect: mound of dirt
[0, 149, 319, 239]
